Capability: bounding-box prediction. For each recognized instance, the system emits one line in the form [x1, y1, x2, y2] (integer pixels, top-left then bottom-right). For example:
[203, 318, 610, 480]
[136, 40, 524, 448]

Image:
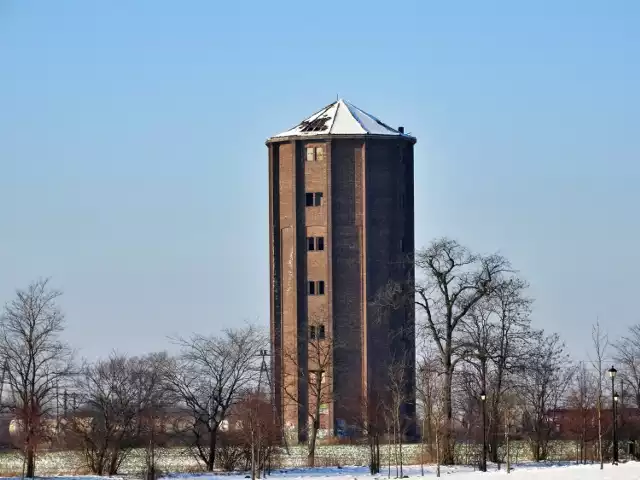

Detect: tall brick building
[267, 100, 416, 442]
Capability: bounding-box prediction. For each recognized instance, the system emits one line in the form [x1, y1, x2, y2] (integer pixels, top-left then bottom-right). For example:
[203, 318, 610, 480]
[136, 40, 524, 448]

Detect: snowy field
[161, 464, 640, 480]
[266, 463, 640, 479]
[0, 463, 639, 479]
[0, 444, 633, 478]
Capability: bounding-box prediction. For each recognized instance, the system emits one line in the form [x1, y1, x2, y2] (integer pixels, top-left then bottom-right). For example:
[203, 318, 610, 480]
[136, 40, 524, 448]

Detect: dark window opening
[309, 326, 316, 339]
[400, 194, 405, 208]
[307, 280, 325, 296]
[306, 192, 323, 207]
[307, 236, 325, 252]
[318, 325, 326, 339]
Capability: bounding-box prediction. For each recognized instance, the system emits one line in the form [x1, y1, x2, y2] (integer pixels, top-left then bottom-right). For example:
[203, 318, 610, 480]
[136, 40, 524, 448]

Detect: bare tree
[235, 391, 279, 479]
[385, 348, 413, 478]
[350, 378, 386, 475]
[414, 238, 510, 464]
[591, 322, 608, 469]
[137, 352, 173, 480]
[520, 332, 573, 461]
[614, 325, 640, 407]
[566, 362, 597, 464]
[462, 277, 532, 463]
[0, 279, 74, 478]
[431, 374, 448, 478]
[416, 346, 441, 473]
[281, 314, 334, 467]
[416, 344, 444, 476]
[65, 352, 170, 476]
[501, 391, 519, 473]
[165, 324, 265, 471]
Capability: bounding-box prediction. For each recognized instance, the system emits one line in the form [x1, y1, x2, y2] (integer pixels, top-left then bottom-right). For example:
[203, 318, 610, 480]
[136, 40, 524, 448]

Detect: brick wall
[331, 139, 365, 429]
[269, 134, 416, 440]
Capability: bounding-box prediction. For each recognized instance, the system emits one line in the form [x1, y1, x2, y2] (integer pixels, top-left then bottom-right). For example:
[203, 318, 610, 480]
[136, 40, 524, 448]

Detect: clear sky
[1, 1, 638, 362]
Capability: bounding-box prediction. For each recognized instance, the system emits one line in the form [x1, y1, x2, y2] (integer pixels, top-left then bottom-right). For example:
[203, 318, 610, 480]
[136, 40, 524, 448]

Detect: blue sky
[1, 1, 638, 361]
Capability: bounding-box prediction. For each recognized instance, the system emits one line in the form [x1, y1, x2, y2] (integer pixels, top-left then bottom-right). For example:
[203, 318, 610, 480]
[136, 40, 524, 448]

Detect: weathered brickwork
[331, 139, 364, 427]
[269, 133, 416, 442]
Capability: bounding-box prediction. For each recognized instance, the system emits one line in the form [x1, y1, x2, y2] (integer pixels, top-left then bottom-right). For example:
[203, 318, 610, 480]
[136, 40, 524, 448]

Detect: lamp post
[608, 366, 618, 465]
[480, 391, 487, 472]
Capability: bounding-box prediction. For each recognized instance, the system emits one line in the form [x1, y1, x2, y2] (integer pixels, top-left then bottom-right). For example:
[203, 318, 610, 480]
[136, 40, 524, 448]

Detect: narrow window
[318, 281, 325, 295]
[308, 281, 315, 295]
[315, 146, 325, 162]
[307, 237, 315, 251]
[319, 325, 326, 339]
[306, 147, 315, 162]
[314, 192, 323, 206]
[317, 237, 325, 251]
[306, 193, 314, 206]
[309, 326, 316, 339]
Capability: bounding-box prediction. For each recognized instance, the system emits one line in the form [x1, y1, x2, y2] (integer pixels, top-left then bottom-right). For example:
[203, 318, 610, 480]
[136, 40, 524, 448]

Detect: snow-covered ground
[0, 463, 638, 479]
[162, 463, 640, 480]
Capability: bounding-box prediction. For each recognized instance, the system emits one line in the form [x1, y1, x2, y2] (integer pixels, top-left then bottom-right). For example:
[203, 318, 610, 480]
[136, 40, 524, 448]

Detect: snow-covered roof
[270, 99, 414, 140]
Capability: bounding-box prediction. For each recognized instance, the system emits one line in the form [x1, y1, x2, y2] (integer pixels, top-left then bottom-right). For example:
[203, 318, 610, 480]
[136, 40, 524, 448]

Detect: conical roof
[270, 99, 414, 140]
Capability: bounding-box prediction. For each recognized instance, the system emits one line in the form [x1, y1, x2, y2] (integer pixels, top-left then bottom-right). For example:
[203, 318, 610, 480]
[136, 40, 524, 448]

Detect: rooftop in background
[269, 99, 415, 141]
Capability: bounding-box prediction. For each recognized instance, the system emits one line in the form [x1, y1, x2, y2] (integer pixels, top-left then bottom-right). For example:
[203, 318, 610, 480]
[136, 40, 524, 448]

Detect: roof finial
[336, 93, 339, 102]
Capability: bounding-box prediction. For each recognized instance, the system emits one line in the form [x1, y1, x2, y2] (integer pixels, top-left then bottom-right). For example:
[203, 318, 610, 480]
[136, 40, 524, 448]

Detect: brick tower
[267, 100, 416, 442]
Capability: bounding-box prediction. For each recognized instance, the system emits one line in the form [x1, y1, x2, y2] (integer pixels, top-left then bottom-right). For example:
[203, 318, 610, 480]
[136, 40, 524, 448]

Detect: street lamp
[480, 391, 487, 472]
[608, 366, 618, 465]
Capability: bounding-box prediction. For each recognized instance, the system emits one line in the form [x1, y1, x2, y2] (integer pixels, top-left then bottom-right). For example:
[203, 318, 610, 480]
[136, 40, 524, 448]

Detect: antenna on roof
[336, 94, 339, 101]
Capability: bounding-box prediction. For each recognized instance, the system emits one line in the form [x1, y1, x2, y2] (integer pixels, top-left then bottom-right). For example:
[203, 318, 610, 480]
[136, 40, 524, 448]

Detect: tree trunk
[490, 354, 506, 464]
[369, 436, 375, 474]
[443, 367, 454, 465]
[393, 420, 398, 478]
[597, 395, 603, 470]
[505, 428, 510, 474]
[489, 399, 501, 463]
[108, 447, 120, 476]
[435, 424, 441, 478]
[207, 429, 217, 471]
[25, 446, 35, 478]
[399, 422, 403, 477]
[369, 433, 380, 474]
[532, 439, 540, 462]
[420, 415, 425, 476]
[387, 431, 391, 479]
[251, 429, 256, 480]
[308, 420, 318, 467]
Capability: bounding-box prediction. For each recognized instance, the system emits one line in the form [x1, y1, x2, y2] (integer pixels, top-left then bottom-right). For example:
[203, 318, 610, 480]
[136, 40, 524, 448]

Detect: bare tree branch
[0, 278, 74, 478]
[164, 324, 266, 471]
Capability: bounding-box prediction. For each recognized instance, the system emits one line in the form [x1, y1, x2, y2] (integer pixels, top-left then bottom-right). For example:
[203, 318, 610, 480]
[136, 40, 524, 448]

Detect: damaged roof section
[271, 99, 414, 139]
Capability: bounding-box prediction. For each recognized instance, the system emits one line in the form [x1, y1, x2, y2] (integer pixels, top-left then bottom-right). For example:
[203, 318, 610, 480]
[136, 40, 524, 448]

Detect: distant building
[548, 407, 640, 440]
[267, 100, 417, 441]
